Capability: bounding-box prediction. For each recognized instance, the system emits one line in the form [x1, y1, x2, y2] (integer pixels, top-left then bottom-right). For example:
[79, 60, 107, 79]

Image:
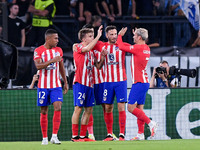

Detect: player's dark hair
[45, 29, 58, 36]
[105, 25, 117, 33]
[78, 28, 93, 41]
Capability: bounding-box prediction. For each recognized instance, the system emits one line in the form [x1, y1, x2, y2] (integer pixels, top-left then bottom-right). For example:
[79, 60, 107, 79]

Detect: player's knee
[54, 105, 61, 111]
[105, 106, 113, 113]
[127, 104, 134, 113]
[118, 103, 125, 111]
[85, 107, 93, 114]
[41, 109, 48, 114]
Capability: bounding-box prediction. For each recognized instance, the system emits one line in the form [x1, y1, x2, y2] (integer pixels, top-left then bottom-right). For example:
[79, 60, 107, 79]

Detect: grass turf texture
[0, 139, 200, 150]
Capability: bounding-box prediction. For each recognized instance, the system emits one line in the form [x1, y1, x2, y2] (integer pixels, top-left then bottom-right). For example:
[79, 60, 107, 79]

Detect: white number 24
[78, 92, 85, 100]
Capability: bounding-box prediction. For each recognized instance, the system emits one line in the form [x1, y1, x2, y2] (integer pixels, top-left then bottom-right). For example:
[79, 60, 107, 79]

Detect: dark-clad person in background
[26, 0, 56, 47]
[8, 3, 26, 47]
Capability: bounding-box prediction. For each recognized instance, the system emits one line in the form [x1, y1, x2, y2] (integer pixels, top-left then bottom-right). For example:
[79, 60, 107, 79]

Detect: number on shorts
[78, 92, 86, 100]
[103, 89, 108, 96]
[39, 91, 45, 99]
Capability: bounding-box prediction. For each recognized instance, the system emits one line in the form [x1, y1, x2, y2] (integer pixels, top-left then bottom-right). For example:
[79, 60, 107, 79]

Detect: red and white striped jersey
[73, 43, 95, 88]
[33, 45, 63, 89]
[93, 50, 104, 84]
[117, 35, 150, 84]
[94, 41, 127, 82]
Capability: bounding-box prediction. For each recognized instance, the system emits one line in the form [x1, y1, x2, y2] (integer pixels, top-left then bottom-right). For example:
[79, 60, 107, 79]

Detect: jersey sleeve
[93, 41, 104, 52]
[33, 47, 41, 60]
[117, 35, 134, 53]
[57, 47, 63, 61]
[76, 43, 84, 53]
[117, 35, 147, 54]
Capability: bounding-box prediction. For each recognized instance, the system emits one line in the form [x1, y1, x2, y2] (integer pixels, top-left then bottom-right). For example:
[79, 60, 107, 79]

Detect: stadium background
[1, 1, 200, 142]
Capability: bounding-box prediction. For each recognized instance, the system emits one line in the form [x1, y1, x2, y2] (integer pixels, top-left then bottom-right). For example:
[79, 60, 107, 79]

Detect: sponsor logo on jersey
[108, 53, 115, 61]
[107, 62, 119, 65]
[86, 59, 94, 70]
[46, 63, 57, 70]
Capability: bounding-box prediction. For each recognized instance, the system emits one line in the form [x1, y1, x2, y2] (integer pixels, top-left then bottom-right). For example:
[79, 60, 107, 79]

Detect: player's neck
[9, 14, 17, 19]
[108, 41, 116, 45]
[136, 41, 145, 45]
[44, 43, 53, 49]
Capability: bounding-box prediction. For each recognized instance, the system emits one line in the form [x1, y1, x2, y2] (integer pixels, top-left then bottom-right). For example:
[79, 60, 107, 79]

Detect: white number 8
[103, 89, 108, 96]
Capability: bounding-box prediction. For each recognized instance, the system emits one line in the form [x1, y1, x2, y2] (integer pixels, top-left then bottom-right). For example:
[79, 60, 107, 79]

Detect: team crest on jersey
[108, 53, 115, 61]
[39, 99, 44, 104]
[55, 52, 60, 56]
[115, 46, 119, 51]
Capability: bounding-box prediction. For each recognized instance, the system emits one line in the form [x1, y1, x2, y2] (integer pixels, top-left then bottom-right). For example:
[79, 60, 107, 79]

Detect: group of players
[33, 24, 158, 145]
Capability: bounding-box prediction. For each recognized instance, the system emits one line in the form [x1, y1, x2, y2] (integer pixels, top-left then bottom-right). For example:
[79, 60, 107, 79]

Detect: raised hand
[118, 27, 127, 36]
[97, 25, 103, 38]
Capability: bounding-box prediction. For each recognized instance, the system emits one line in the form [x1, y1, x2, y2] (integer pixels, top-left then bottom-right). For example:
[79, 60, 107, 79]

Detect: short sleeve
[76, 43, 84, 53]
[33, 48, 41, 60]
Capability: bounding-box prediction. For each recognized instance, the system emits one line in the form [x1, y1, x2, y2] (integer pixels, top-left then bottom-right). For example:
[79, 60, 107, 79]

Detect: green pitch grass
[0, 139, 200, 150]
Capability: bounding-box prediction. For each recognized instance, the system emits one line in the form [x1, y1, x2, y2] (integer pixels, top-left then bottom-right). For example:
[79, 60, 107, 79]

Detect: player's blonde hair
[78, 28, 94, 41]
[135, 28, 148, 41]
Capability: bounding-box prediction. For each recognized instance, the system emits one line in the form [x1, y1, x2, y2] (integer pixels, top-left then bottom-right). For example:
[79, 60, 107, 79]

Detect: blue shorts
[102, 81, 127, 104]
[128, 83, 149, 105]
[94, 83, 104, 105]
[73, 83, 95, 107]
[37, 87, 63, 106]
